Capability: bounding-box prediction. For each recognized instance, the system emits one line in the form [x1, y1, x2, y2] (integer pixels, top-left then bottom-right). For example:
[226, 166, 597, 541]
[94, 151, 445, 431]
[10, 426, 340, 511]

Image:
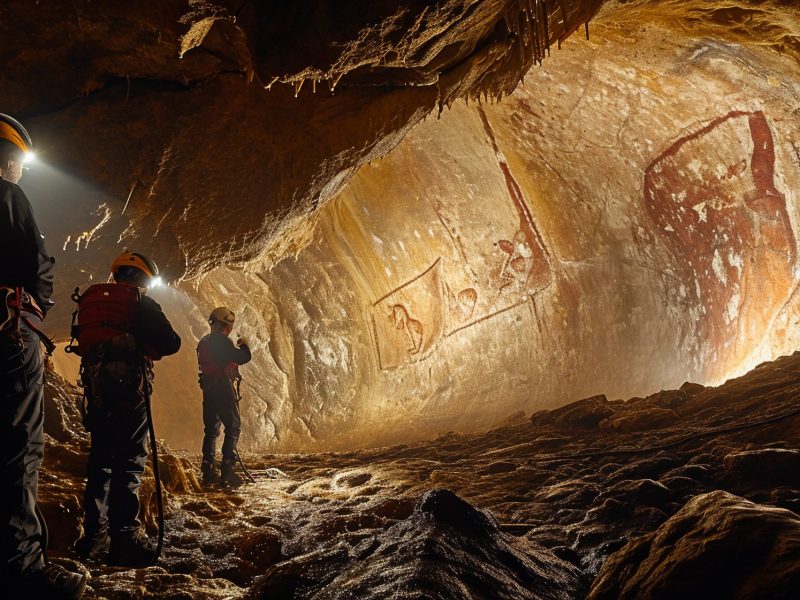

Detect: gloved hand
[236, 337, 250, 348]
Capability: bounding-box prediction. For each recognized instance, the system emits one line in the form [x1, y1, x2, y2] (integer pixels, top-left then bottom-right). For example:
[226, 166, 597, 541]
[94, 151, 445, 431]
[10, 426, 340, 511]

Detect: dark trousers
[201, 379, 240, 463]
[1, 319, 45, 577]
[82, 366, 148, 537]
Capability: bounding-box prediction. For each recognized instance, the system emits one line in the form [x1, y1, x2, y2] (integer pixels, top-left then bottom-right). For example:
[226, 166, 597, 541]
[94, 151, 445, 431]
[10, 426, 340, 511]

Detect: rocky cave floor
[39, 353, 800, 599]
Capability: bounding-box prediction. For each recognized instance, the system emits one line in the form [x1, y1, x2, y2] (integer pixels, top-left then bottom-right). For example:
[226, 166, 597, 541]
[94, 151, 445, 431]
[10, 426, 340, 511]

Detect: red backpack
[66, 283, 140, 357]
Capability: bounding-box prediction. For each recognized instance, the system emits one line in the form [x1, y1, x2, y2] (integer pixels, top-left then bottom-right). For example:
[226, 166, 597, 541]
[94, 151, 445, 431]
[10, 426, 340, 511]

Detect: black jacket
[133, 295, 182, 360]
[0, 178, 55, 313]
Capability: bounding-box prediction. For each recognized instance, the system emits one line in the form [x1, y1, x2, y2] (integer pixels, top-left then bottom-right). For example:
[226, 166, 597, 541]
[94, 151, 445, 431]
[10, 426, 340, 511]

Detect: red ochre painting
[371, 259, 446, 370]
[371, 110, 553, 370]
[644, 110, 796, 360]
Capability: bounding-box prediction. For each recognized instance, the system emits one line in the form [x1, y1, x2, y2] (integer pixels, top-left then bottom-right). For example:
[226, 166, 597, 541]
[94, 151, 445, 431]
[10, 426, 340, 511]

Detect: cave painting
[644, 110, 796, 363]
[372, 259, 445, 370]
[489, 128, 551, 299]
[388, 304, 424, 355]
[497, 236, 538, 291]
[448, 286, 478, 323]
[372, 110, 553, 369]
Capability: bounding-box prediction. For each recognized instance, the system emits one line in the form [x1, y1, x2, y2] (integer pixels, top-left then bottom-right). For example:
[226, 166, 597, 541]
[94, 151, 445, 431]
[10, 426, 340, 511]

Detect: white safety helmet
[208, 307, 235, 326]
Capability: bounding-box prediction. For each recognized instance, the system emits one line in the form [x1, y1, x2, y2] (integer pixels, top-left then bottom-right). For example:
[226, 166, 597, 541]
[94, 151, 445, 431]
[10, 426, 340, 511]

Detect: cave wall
[9, 0, 799, 451]
[140, 0, 800, 452]
[1, 0, 604, 450]
[1, 0, 603, 340]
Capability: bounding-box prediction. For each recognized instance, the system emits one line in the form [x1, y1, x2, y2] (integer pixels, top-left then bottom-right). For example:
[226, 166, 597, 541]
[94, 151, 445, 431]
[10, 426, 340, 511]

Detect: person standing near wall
[197, 307, 251, 487]
[0, 114, 86, 598]
[72, 252, 181, 566]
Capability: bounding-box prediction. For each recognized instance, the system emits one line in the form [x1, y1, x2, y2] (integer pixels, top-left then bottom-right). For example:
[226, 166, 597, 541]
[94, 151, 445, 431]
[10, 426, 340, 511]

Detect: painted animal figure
[389, 304, 424, 355]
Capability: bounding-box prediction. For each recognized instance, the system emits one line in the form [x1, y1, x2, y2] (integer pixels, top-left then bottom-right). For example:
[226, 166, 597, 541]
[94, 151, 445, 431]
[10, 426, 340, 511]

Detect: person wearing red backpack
[197, 307, 251, 487]
[0, 114, 86, 599]
[71, 252, 180, 566]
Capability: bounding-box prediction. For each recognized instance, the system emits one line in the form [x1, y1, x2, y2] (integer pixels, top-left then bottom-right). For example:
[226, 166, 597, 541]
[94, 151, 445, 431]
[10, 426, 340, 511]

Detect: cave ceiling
[1, 0, 602, 296]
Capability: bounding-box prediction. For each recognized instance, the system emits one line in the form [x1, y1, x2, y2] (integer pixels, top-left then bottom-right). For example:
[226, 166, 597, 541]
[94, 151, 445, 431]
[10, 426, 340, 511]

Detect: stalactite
[264, 76, 279, 91]
[557, 0, 569, 49]
[531, 0, 541, 62]
[542, 0, 551, 57]
[518, 13, 527, 64]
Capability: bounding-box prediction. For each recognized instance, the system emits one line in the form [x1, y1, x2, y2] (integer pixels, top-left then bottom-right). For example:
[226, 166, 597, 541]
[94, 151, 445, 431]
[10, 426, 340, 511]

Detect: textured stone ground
[38, 350, 800, 598]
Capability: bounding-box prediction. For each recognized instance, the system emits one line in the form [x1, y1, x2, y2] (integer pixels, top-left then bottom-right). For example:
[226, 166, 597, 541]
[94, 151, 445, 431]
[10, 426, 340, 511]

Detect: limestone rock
[250, 489, 586, 600]
[532, 395, 614, 430]
[678, 382, 705, 397]
[723, 449, 800, 489]
[588, 491, 800, 600]
[600, 405, 678, 433]
[43, 369, 87, 444]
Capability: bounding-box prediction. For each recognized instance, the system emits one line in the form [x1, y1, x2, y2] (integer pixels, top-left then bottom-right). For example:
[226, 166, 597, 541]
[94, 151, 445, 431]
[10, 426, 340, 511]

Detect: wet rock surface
[588, 491, 800, 600]
[38, 350, 800, 598]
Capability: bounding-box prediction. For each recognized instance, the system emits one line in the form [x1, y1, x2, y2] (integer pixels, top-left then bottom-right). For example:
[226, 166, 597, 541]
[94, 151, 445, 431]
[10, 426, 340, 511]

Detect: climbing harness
[0, 286, 55, 355]
[65, 284, 140, 357]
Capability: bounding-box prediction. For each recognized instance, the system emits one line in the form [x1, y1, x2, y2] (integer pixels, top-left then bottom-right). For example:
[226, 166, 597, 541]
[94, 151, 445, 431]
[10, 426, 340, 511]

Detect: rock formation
[36, 345, 800, 598]
[588, 490, 800, 599]
[146, 0, 800, 452]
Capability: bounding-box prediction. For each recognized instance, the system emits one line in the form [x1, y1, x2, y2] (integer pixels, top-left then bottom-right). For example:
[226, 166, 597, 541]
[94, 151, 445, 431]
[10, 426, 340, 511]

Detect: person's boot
[220, 458, 243, 487]
[109, 531, 158, 567]
[201, 459, 218, 485]
[13, 561, 86, 599]
[74, 528, 111, 559]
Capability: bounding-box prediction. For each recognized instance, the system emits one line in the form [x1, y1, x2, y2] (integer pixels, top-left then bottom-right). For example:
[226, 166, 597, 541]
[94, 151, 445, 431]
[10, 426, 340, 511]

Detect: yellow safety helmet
[0, 113, 32, 154]
[209, 307, 235, 326]
[111, 251, 159, 282]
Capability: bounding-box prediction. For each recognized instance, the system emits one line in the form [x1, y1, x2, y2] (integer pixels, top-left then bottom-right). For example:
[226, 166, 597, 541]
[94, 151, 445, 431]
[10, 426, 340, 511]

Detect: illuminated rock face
[0, 0, 602, 326]
[643, 110, 796, 370]
[3, 1, 800, 452]
[145, 0, 800, 452]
